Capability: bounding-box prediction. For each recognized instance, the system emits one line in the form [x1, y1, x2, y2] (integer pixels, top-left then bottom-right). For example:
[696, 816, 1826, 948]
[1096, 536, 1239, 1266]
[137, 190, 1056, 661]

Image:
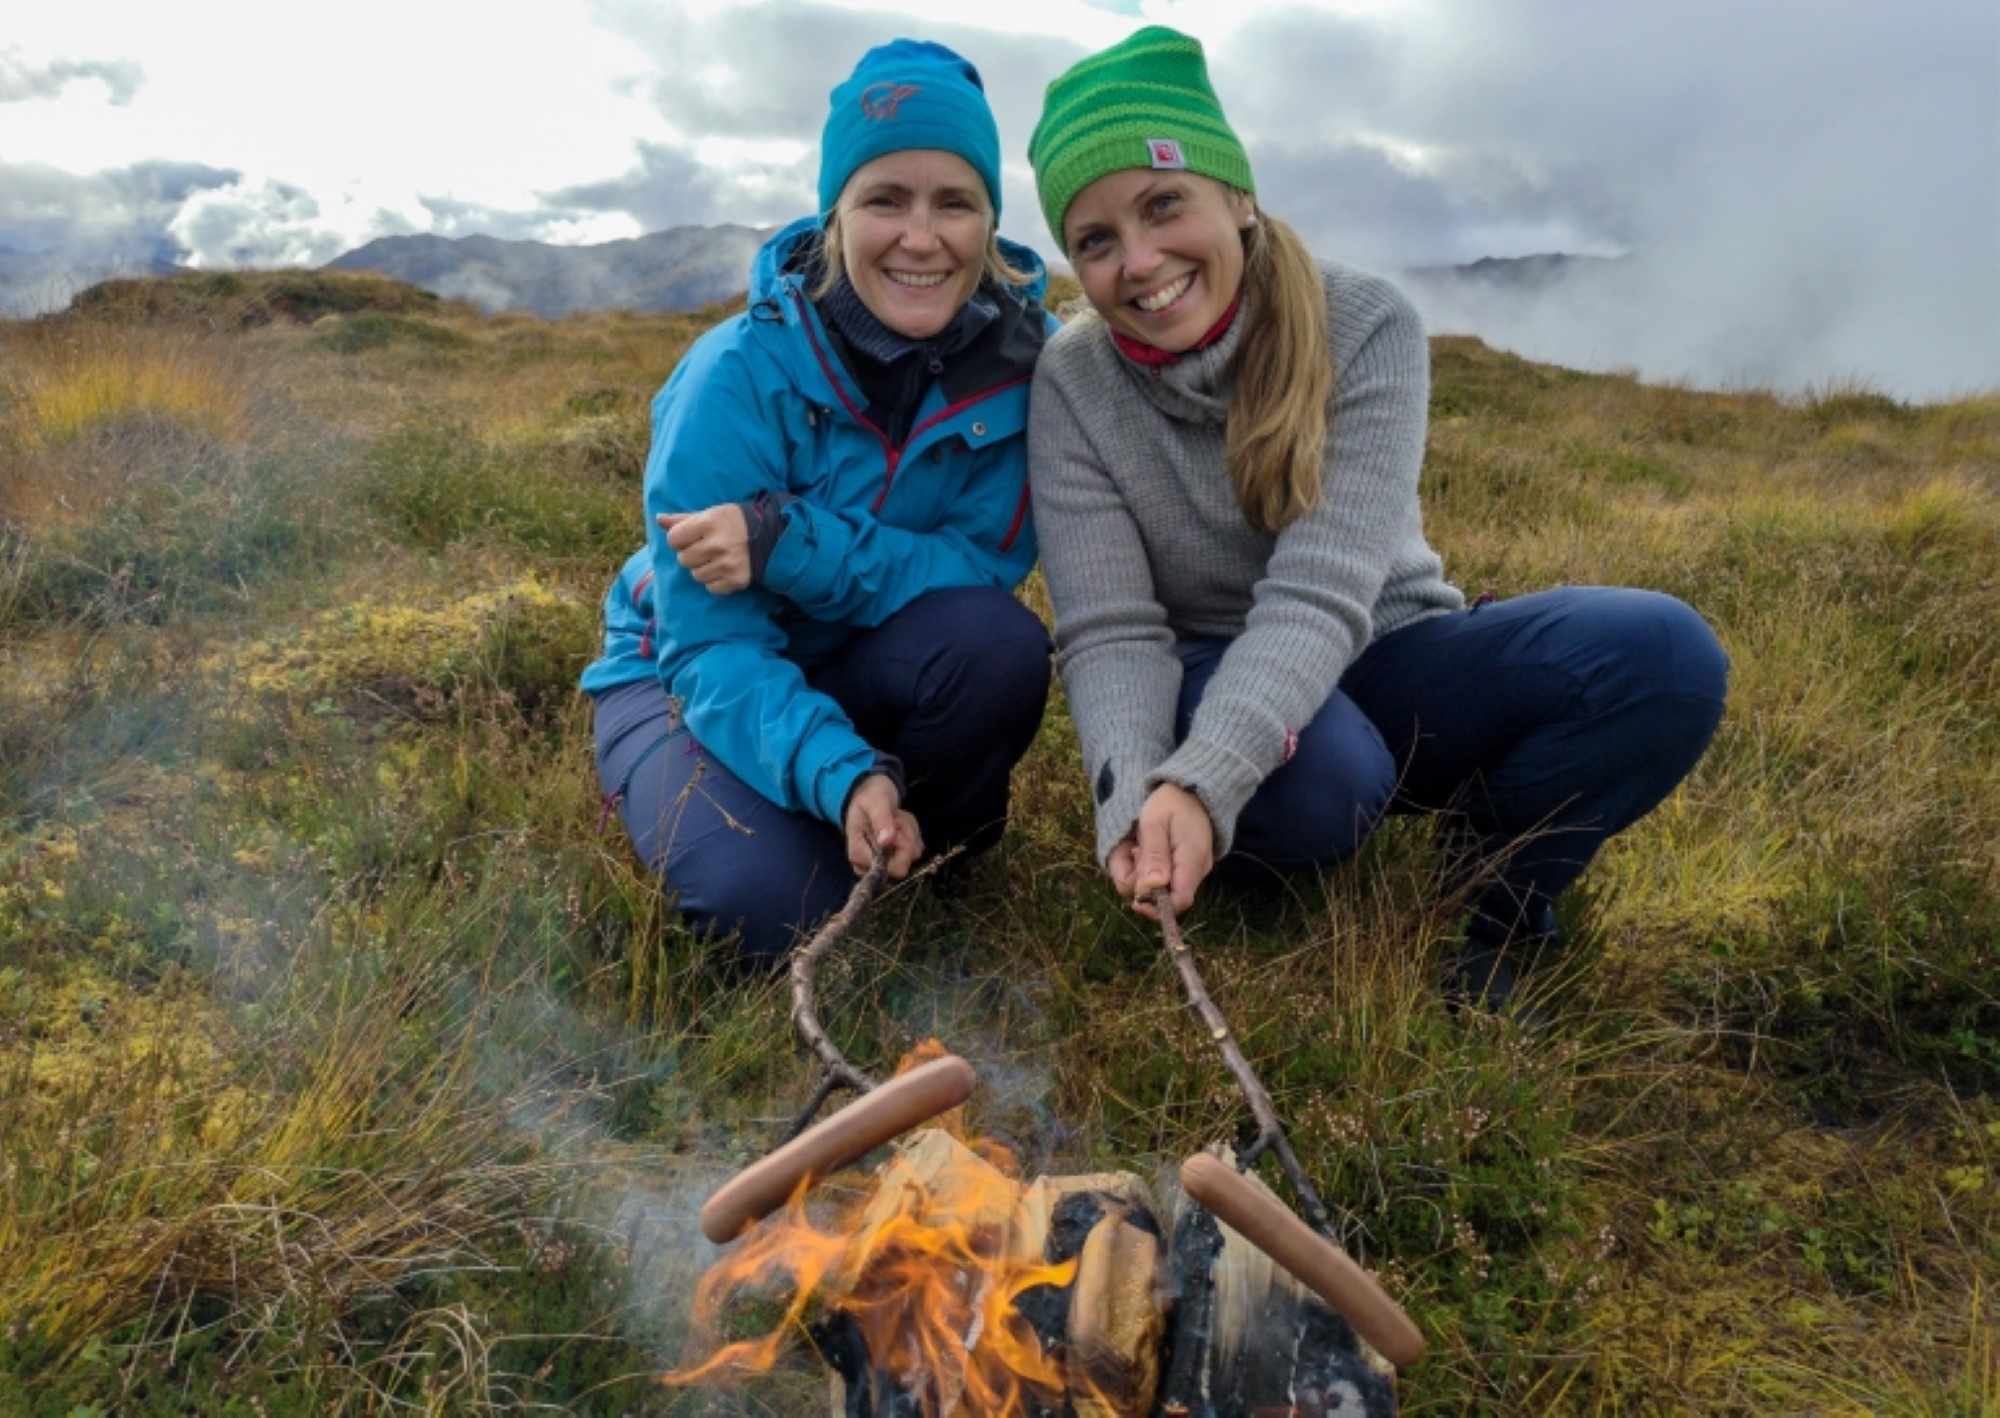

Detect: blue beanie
[818, 40, 1003, 222]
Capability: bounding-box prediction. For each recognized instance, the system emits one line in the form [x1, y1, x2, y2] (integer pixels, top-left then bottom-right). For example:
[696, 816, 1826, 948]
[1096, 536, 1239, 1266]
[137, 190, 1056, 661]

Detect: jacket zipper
[790, 287, 1029, 517]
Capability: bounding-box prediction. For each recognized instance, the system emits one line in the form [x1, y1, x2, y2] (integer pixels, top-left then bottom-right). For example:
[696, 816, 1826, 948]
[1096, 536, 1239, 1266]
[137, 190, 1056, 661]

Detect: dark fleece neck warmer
[818, 274, 999, 445]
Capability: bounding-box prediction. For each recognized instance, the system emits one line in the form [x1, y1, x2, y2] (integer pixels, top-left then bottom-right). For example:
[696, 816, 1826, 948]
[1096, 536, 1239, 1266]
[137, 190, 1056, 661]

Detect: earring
[1243, 213, 1259, 228]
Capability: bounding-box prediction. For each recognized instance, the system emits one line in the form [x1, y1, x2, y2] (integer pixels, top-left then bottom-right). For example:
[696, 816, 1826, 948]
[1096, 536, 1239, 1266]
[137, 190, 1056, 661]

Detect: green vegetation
[1, 271, 1993, 1414]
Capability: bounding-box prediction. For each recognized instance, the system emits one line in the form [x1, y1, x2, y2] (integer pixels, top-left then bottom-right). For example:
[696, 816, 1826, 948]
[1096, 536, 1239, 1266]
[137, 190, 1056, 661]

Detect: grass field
[1, 269, 1994, 1415]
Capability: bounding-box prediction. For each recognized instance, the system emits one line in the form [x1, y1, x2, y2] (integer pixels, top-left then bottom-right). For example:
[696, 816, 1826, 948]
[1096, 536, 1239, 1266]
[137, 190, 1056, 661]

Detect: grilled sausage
[1180, 1152, 1426, 1369]
[699, 1055, 977, 1243]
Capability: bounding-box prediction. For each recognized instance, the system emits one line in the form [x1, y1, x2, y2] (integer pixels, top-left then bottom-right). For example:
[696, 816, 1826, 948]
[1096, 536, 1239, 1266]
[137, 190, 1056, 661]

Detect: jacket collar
[752, 217, 1050, 416]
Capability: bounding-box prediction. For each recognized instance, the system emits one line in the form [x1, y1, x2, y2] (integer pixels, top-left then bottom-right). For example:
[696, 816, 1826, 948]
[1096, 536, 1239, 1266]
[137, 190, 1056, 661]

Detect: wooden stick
[774, 850, 891, 1140]
[1147, 889, 1338, 1240]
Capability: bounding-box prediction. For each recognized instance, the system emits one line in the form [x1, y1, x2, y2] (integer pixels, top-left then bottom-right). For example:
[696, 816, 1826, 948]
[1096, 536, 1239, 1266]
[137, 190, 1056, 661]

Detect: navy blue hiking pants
[1188, 586, 1729, 941]
[592, 586, 1052, 967]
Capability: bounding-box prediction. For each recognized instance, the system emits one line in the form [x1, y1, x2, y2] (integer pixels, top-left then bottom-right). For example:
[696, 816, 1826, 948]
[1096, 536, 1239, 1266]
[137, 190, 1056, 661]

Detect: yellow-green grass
[0, 274, 1993, 1413]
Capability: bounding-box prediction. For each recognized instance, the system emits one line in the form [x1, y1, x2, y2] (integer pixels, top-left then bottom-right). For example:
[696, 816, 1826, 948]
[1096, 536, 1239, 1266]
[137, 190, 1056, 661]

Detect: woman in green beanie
[1027, 26, 1730, 1008]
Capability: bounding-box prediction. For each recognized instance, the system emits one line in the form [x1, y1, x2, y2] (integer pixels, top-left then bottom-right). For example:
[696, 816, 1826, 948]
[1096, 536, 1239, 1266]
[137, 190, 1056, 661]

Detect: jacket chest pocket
[886, 436, 975, 523]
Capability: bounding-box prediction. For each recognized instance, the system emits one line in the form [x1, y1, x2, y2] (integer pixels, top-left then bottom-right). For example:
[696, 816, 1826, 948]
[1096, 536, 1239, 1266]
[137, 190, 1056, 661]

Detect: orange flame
[664, 1052, 1125, 1414]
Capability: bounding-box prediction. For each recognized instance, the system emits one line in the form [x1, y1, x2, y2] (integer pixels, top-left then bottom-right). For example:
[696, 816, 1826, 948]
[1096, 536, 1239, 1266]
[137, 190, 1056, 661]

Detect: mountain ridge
[323, 224, 774, 320]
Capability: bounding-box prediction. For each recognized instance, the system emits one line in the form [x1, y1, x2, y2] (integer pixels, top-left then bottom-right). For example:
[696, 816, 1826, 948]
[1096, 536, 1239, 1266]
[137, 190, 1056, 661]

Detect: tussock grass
[0, 279, 1993, 1413]
[65, 267, 459, 330]
[0, 321, 252, 528]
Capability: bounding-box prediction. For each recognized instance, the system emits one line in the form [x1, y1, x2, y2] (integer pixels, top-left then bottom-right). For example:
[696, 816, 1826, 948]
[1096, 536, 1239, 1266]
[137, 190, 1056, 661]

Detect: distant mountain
[324, 225, 774, 319]
[1398, 252, 1643, 373]
[0, 245, 190, 317]
[1402, 252, 1626, 295]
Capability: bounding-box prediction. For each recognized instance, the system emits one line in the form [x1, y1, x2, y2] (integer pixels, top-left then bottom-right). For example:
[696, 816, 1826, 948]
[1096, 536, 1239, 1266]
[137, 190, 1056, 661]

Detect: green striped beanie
[1029, 26, 1255, 246]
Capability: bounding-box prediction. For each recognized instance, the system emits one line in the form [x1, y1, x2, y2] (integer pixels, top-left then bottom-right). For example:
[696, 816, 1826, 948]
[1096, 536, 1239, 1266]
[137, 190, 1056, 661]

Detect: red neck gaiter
[1109, 292, 1243, 368]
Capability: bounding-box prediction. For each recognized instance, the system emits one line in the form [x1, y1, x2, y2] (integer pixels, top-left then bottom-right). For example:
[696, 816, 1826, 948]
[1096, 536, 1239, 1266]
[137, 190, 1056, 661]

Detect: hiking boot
[1447, 934, 1527, 1012]
[1444, 905, 1561, 1025]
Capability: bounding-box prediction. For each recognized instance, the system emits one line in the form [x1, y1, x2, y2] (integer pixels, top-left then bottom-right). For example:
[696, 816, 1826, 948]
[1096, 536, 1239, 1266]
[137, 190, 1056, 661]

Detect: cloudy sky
[4, 0, 1995, 398]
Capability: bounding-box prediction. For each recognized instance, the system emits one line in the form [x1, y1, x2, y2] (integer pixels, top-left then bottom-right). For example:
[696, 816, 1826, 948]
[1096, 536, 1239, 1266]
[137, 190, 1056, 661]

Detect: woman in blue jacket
[582, 40, 1055, 967]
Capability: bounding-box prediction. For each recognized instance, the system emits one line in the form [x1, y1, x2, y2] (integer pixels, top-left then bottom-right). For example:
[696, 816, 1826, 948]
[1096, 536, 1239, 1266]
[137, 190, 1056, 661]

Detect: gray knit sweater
[1028, 260, 1464, 864]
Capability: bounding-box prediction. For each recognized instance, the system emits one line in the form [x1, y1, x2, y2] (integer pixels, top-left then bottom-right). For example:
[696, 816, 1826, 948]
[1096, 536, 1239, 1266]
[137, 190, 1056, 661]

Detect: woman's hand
[844, 773, 923, 879]
[1107, 782, 1215, 918]
[660, 507, 751, 594]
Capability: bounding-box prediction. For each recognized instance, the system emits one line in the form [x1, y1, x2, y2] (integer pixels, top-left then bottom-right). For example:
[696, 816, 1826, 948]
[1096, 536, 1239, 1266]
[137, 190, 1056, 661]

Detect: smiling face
[1062, 168, 1255, 353]
[835, 149, 992, 340]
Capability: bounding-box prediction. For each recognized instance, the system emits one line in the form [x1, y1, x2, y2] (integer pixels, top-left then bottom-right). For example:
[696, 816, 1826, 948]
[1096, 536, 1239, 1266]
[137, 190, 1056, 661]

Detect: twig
[779, 849, 890, 1140]
[1149, 889, 1341, 1242]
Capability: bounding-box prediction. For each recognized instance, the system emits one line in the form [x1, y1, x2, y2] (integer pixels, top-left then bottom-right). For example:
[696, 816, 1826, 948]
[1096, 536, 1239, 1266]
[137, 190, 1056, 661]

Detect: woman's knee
[1580, 588, 1730, 707]
[1526, 589, 1730, 823]
[1231, 699, 1397, 867]
[668, 836, 851, 970]
[913, 586, 1053, 727]
[616, 755, 850, 969]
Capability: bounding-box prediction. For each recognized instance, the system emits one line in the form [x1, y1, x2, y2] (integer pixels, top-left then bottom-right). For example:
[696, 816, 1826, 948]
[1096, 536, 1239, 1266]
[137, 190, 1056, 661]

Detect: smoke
[463, 979, 730, 1357]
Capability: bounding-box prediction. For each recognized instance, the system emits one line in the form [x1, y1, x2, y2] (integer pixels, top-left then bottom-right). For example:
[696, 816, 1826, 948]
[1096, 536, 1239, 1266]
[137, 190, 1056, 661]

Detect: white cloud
[0, 47, 144, 106]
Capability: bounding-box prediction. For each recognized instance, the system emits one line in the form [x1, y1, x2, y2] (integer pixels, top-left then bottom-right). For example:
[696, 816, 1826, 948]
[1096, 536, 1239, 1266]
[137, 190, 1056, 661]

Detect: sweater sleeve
[1149, 276, 1435, 854]
[1029, 359, 1184, 865]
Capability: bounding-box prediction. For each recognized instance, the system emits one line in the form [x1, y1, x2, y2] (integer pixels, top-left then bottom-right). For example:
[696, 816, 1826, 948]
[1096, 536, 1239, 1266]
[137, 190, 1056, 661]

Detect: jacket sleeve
[644, 335, 878, 825]
[1028, 359, 1183, 866]
[761, 428, 1037, 625]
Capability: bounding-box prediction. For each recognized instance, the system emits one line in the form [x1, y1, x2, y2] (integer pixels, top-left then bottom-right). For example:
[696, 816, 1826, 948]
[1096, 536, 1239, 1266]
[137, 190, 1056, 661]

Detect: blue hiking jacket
[581, 216, 1054, 825]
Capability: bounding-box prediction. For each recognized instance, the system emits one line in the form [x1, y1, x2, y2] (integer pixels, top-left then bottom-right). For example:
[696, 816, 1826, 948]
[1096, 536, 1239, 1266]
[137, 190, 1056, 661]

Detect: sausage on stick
[1181, 1152, 1426, 1370]
[700, 1055, 976, 1243]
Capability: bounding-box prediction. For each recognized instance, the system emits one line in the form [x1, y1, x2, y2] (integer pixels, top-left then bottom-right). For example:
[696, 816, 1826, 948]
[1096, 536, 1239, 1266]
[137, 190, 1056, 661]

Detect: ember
[664, 1129, 1397, 1417]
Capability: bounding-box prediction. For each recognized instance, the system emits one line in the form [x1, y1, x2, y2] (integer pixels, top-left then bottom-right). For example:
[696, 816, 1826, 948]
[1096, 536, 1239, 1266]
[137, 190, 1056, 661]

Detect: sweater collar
[1109, 302, 1245, 428]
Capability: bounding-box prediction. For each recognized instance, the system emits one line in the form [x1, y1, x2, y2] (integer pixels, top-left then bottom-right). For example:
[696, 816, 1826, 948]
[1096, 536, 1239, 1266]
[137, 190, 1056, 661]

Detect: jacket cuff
[739, 490, 795, 585]
[762, 499, 822, 599]
[839, 751, 907, 819]
[807, 727, 882, 826]
[1146, 738, 1263, 859]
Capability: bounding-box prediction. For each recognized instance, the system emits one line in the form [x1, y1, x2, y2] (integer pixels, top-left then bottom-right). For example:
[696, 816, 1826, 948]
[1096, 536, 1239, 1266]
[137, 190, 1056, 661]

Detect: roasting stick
[1147, 888, 1335, 1230]
[699, 849, 979, 1244]
[781, 849, 894, 1139]
[1148, 888, 1425, 1369]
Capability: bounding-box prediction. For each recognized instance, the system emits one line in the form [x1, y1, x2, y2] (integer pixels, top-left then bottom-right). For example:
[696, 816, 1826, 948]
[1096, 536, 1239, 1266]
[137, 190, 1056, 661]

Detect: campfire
[665, 1117, 1398, 1416]
[664, 858, 1420, 1416]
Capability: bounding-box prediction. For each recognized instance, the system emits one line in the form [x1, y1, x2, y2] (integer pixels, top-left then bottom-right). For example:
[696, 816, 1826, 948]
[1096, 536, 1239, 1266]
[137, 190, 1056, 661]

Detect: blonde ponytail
[1227, 211, 1333, 533]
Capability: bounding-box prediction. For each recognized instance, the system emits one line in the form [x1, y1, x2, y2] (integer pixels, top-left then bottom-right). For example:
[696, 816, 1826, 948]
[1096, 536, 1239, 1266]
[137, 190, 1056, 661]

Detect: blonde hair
[1226, 208, 1334, 533]
[813, 205, 1033, 302]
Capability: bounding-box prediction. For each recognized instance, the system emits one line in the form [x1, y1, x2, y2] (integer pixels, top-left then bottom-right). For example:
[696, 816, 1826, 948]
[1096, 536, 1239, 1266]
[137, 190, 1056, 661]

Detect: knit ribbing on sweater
[1027, 260, 1464, 863]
